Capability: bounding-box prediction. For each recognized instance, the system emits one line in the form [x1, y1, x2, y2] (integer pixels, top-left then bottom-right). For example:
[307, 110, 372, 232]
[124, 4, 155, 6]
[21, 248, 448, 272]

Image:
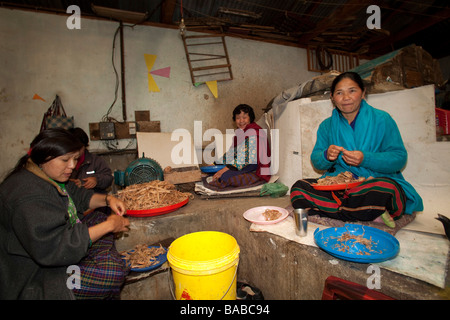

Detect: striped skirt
[72, 211, 129, 300]
[290, 177, 406, 222]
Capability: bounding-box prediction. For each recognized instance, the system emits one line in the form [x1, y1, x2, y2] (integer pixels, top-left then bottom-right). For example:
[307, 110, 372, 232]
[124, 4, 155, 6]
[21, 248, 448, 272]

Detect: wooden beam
[297, 0, 368, 44]
[160, 0, 177, 24]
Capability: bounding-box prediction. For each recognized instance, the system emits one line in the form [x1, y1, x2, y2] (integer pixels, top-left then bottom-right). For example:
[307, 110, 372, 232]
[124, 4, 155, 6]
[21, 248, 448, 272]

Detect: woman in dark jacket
[0, 128, 130, 299]
[69, 127, 113, 194]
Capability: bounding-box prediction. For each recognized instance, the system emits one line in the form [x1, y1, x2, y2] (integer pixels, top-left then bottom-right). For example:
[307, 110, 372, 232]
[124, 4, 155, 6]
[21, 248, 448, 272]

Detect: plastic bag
[260, 182, 289, 198]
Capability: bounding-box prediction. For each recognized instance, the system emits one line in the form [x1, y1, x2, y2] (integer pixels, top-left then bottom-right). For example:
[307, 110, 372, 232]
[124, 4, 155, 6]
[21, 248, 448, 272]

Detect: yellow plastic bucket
[167, 231, 240, 300]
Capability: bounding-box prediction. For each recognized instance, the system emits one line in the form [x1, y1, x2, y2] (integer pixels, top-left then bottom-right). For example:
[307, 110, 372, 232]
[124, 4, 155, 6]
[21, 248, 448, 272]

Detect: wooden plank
[136, 121, 161, 132]
[404, 69, 423, 88]
[160, 0, 176, 24]
[297, 0, 367, 44]
[114, 122, 134, 139]
[191, 64, 231, 72]
[164, 166, 201, 184]
[89, 122, 101, 141]
[186, 41, 224, 46]
[184, 34, 227, 39]
[135, 110, 150, 121]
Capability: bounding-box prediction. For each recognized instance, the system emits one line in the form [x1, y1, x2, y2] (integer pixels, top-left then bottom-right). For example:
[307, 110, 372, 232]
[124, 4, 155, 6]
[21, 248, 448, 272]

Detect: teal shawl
[311, 100, 423, 214]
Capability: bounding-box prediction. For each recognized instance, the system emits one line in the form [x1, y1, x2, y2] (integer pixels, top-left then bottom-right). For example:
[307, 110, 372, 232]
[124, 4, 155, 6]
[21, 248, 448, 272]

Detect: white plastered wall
[0, 7, 318, 179]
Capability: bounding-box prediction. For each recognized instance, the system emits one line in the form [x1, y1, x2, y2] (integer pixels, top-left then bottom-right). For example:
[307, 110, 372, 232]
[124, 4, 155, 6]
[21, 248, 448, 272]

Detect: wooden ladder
[182, 34, 233, 85]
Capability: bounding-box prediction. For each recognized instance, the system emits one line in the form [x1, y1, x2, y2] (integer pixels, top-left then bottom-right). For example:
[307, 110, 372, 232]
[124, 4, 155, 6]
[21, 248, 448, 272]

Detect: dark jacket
[70, 150, 113, 194]
[0, 160, 93, 299]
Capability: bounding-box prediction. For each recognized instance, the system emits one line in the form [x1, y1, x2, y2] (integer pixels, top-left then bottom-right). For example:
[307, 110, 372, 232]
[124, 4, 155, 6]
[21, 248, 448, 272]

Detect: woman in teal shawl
[290, 72, 423, 227]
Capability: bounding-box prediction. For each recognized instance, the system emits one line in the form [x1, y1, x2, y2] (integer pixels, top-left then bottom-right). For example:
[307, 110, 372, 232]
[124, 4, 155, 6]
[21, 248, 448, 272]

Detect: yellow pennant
[206, 80, 218, 98]
[144, 54, 160, 92]
[147, 73, 160, 92]
[144, 54, 156, 70]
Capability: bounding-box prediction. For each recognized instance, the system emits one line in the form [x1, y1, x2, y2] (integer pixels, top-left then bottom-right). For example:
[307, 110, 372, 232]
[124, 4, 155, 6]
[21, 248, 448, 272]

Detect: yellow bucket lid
[167, 231, 240, 275]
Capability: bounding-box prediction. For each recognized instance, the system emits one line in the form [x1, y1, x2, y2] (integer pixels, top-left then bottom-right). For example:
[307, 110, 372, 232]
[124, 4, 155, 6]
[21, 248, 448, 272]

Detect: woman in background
[69, 127, 113, 194]
[0, 128, 129, 299]
[209, 104, 271, 188]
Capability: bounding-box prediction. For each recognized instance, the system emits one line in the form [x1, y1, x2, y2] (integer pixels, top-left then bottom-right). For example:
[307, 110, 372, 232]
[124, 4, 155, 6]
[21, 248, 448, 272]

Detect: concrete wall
[0, 7, 318, 179]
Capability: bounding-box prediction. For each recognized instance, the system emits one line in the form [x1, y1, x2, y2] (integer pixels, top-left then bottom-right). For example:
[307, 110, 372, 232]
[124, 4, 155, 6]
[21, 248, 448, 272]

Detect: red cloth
[232, 122, 271, 182]
[75, 151, 85, 171]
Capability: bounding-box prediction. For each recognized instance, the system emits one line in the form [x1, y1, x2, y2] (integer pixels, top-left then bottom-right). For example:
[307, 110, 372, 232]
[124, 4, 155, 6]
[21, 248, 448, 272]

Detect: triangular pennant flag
[144, 54, 157, 71]
[206, 80, 218, 98]
[151, 67, 170, 78]
[33, 94, 46, 102]
[144, 54, 160, 92]
[147, 74, 160, 92]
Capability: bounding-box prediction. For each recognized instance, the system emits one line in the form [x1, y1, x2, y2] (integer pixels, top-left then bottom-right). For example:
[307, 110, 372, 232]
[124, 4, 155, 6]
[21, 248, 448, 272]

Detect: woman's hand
[81, 176, 98, 189]
[213, 167, 229, 181]
[327, 145, 345, 161]
[89, 194, 127, 216]
[105, 214, 130, 233]
[70, 178, 82, 187]
[89, 215, 130, 243]
[70, 177, 98, 189]
[342, 150, 364, 166]
[107, 196, 126, 216]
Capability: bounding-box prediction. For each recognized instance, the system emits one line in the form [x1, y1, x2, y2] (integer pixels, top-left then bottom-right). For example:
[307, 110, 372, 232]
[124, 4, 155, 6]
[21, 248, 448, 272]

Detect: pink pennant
[150, 67, 171, 78]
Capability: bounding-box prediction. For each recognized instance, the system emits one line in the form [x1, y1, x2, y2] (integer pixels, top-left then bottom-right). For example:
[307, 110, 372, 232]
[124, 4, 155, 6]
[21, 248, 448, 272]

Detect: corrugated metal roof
[1, 0, 449, 58]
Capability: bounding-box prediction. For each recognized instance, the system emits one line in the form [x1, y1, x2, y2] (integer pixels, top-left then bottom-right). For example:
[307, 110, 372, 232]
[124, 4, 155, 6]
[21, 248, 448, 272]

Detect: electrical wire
[102, 20, 145, 124]
[101, 22, 142, 151]
[102, 25, 121, 123]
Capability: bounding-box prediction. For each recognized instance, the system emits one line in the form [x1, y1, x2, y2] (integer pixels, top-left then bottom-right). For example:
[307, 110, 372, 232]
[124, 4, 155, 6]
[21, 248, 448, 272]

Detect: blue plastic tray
[122, 246, 168, 272]
[200, 165, 226, 173]
[314, 224, 399, 263]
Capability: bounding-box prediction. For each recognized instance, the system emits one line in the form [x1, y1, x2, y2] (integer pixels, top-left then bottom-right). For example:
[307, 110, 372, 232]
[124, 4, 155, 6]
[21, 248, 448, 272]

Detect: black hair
[330, 72, 365, 95]
[232, 104, 256, 123]
[3, 128, 83, 181]
[69, 127, 89, 147]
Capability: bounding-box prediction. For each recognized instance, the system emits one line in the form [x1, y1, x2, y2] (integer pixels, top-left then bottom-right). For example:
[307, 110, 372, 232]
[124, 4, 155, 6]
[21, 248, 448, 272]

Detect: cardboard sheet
[136, 132, 199, 169]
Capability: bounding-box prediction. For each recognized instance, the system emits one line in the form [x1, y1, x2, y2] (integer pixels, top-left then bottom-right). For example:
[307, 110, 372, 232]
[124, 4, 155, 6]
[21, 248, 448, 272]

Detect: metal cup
[293, 208, 308, 237]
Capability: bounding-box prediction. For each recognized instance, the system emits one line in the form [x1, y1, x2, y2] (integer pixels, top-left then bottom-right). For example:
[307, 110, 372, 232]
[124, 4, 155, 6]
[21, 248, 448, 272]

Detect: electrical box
[99, 122, 115, 140]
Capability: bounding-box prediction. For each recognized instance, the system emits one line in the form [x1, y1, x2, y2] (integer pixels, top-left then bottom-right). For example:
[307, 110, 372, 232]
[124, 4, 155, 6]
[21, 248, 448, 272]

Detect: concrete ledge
[117, 195, 450, 300]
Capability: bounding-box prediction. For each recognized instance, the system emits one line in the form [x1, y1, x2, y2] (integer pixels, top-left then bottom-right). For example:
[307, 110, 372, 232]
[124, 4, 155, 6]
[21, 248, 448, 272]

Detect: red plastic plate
[312, 181, 363, 191]
[126, 197, 189, 217]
